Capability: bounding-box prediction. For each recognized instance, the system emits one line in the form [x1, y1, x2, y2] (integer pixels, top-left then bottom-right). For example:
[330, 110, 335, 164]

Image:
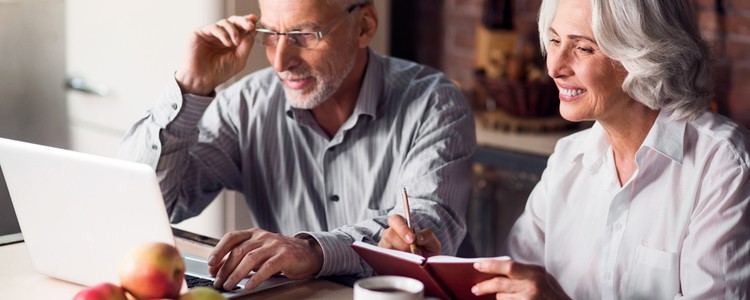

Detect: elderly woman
[381, 0, 750, 298]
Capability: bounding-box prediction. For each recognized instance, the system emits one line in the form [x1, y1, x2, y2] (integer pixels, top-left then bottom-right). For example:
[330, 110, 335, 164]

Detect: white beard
[279, 46, 358, 110]
[279, 69, 338, 110]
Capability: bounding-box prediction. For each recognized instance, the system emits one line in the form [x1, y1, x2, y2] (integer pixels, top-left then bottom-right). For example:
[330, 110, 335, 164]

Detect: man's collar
[351, 49, 383, 120]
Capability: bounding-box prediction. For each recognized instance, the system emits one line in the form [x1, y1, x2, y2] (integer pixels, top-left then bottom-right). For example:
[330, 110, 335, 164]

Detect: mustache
[277, 70, 313, 81]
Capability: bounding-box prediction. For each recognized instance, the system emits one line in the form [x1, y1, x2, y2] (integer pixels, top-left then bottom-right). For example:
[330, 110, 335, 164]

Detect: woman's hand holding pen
[176, 14, 258, 96]
[378, 215, 442, 257]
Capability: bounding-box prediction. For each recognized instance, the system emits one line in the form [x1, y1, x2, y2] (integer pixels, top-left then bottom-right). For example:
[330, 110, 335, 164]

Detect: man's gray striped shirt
[119, 50, 476, 277]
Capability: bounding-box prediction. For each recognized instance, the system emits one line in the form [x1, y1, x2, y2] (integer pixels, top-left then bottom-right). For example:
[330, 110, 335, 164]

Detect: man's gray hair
[538, 0, 712, 120]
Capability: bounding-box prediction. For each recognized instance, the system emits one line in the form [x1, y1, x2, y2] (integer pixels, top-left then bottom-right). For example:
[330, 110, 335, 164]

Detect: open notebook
[352, 241, 510, 300]
[0, 137, 294, 298]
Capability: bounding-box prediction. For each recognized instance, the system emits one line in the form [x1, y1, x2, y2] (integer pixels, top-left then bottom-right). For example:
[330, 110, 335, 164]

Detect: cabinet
[469, 147, 546, 256]
[0, 0, 67, 241]
[468, 119, 575, 256]
[65, 0, 391, 239]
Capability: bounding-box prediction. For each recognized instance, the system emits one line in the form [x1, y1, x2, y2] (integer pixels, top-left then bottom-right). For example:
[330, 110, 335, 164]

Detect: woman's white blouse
[507, 110, 750, 299]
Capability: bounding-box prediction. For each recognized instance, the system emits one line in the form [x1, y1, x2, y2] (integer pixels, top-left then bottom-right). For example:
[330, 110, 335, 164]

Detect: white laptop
[0, 137, 295, 298]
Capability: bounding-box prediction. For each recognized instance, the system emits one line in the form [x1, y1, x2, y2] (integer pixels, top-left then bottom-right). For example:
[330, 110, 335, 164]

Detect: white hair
[322, 0, 374, 30]
[538, 0, 712, 120]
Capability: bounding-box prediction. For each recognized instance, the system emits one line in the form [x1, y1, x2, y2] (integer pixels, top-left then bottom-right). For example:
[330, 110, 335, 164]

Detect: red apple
[178, 287, 227, 300]
[72, 282, 128, 300]
[123, 294, 170, 300]
[118, 242, 185, 300]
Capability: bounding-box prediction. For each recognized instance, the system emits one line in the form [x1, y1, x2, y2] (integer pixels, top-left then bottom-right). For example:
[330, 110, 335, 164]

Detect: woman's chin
[559, 110, 589, 123]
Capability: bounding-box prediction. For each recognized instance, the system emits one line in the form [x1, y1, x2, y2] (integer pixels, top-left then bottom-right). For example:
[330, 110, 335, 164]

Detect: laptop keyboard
[185, 274, 241, 291]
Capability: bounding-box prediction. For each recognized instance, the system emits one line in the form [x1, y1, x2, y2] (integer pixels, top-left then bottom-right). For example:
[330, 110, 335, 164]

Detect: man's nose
[271, 36, 300, 73]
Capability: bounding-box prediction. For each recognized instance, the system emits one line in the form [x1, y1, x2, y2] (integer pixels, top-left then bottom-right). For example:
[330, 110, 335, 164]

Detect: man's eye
[292, 33, 317, 40]
[260, 32, 278, 39]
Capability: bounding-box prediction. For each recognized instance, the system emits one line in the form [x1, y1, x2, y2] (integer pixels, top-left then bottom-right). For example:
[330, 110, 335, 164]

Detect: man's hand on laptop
[207, 228, 324, 291]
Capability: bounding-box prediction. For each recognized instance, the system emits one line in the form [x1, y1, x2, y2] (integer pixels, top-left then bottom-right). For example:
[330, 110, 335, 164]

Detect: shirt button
[614, 223, 623, 231]
[171, 103, 179, 110]
[151, 144, 158, 150]
[330, 195, 339, 202]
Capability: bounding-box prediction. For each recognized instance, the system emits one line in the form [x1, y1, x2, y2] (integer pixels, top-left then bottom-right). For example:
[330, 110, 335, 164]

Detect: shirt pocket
[360, 196, 395, 221]
[626, 245, 680, 300]
[367, 195, 396, 211]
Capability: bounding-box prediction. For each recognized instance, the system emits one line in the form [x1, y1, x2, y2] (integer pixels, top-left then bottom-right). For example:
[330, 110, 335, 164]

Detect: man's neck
[311, 49, 369, 138]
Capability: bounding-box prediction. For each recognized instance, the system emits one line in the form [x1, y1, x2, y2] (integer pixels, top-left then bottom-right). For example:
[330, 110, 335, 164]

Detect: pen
[401, 187, 417, 254]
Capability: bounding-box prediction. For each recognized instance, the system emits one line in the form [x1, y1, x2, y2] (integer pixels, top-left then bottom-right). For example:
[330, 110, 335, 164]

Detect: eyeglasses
[255, 3, 367, 49]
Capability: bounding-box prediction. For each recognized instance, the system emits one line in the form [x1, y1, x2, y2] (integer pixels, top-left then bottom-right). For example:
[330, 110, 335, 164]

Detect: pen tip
[402, 187, 407, 193]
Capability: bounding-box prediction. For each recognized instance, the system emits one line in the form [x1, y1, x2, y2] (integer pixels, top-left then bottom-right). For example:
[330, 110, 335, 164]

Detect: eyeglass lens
[256, 31, 319, 49]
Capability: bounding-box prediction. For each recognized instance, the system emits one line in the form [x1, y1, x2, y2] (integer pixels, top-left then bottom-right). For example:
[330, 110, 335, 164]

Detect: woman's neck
[600, 104, 660, 186]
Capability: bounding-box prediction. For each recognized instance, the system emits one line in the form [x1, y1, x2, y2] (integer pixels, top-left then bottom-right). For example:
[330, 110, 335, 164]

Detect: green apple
[178, 287, 227, 300]
[118, 242, 185, 300]
[72, 282, 128, 300]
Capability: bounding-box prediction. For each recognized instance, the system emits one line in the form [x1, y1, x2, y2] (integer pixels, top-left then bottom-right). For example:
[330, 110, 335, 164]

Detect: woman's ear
[357, 4, 378, 48]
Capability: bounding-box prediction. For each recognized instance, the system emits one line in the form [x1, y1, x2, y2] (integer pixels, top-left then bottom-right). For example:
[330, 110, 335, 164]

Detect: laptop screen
[0, 165, 23, 245]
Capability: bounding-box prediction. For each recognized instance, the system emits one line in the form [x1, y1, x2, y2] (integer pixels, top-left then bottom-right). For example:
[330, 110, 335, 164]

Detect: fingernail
[405, 234, 414, 244]
[474, 262, 482, 269]
[214, 276, 223, 287]
[472, 286, 479, 295]
[245, 278, 255, 290]
[207, 255, 217, 265]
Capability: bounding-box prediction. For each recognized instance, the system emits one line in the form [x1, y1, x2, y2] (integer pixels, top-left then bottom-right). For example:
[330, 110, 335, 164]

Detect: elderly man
[119, 0, 475, 291]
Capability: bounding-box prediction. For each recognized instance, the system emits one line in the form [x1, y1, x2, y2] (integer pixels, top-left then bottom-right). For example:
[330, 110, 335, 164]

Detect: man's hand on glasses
[175, 14, 258, 96]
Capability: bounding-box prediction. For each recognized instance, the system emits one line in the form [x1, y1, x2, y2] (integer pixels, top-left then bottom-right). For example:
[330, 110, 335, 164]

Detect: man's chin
[282, 77, 338, 110]
[289, 101, 318, 110]
[285, 91, 324, 110]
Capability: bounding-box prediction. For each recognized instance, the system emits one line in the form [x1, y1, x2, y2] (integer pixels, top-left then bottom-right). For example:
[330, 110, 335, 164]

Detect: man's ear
[357, 3, 378, 48]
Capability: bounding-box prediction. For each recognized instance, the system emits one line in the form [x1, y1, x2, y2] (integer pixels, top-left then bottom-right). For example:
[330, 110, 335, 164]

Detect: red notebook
[351, 241, 510, 300]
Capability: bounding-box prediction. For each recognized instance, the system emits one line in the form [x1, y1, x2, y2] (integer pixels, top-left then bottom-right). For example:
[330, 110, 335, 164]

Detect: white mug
[353, 276, 424, 300]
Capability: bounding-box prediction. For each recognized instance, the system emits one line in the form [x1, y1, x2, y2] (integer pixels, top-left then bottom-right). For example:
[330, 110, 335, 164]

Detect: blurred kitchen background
[1, 0, 748, 256]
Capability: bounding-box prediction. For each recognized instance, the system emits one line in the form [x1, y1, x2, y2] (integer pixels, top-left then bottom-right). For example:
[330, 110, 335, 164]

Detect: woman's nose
[547, 49, 572, 79]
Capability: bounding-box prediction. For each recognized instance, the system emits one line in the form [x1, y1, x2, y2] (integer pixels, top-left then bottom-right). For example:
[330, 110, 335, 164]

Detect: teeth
[560, 88, 586, 97]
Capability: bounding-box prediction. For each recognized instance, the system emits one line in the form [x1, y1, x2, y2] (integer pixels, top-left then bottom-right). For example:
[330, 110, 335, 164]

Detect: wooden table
[0, 240, 353, 299]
